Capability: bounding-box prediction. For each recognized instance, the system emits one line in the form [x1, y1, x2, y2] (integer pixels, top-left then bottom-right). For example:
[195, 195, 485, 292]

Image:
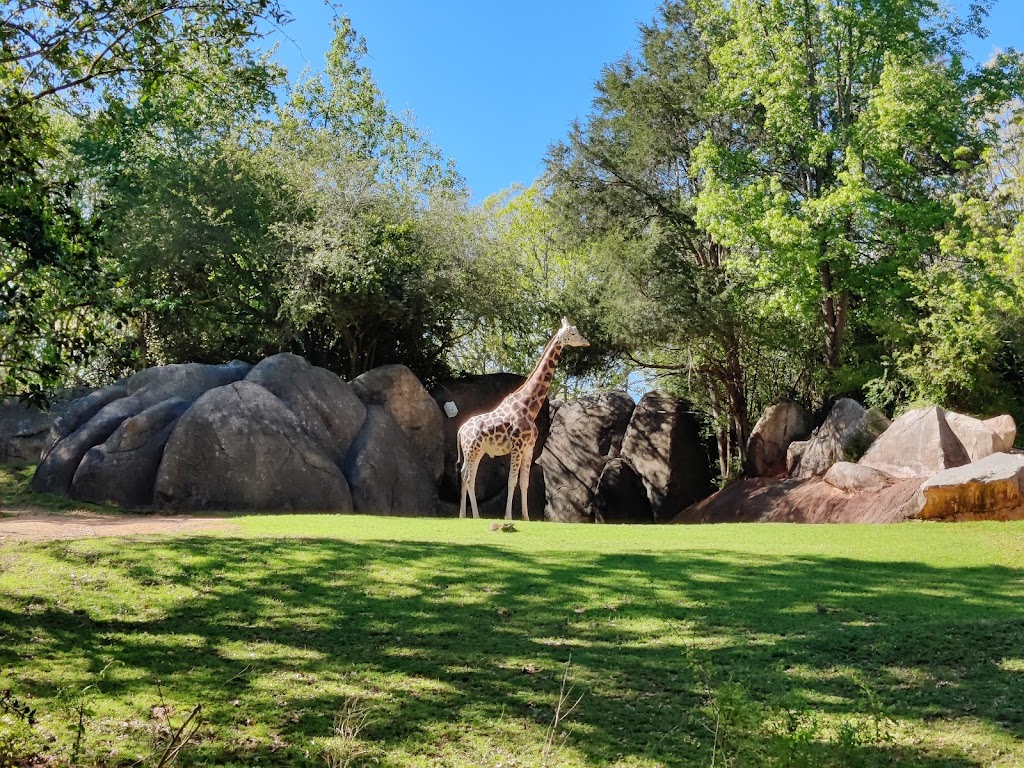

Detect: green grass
[1, 471, 1024, 766]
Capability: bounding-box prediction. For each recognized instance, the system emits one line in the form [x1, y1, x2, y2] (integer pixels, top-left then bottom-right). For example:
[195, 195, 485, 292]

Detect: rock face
[945, 412, 1014, 463]
[33, 396, 146, 495]
[431, 373, 551, 505]
[593, 458, 655, 523]
[859, 406, 969, 479]
[908, 452, 1024, 521]
[154, 381, 353, 512]
[537, 391, 635, 523]
[246, 353, 366, 464]
[352, 364, 444, 483]
[984, 415, 1017, 452]
[126, 361, 250, 408]
[788, 399, 890, 479]
[675, 476, 923, 524]
[72, 398, 191, 508]
[619, 391, 712, 522]
[342, 405, 440, 517]
[0, 389, 93, 466]
[746, 402, 810, 477]
[823, 461, 893, 494]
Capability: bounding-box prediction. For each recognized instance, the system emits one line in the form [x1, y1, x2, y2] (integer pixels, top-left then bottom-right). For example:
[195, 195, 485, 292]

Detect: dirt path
[0, 506, 240, 541]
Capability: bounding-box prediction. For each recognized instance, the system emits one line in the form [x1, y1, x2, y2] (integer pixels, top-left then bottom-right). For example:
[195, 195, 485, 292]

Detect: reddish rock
[674, 476, 922, 524]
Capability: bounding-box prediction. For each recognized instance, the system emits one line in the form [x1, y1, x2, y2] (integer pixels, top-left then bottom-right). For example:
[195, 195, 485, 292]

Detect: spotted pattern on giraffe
[457, 318, 590, 521]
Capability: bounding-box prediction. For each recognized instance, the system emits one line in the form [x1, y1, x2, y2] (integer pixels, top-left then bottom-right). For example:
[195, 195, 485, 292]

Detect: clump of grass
[318, 696, 374, 768]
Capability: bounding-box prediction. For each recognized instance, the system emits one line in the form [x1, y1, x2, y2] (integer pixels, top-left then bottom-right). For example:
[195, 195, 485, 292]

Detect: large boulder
[41, 384, 129, 460]
[537, 391, 635, 523]
[126, 360, 250, 409]
[859, 406, 969, 479]
[71, 398, 191, 508]
[592, 458, 655, 524]
[32, 396, 145, 495]
[431, 373, 551, 503]
[0, 388, 93, 466]
[746, 402, 810, 477]
[788, 399, 890, 479]
[342, 405, 440, 517]
[945, 412, 1012, 463]
[352, 364, 444, 482]
[246, 353, 366, 465]
[154, 381, 352, 512]
[822, 461, 893, 494]
[618, 391, 713, 522]
[984, 415, 1017, 452]
[907, 452, 1024, 521]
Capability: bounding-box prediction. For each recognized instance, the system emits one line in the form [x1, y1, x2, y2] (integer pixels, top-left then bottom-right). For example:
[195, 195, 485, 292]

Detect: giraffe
[458, 317, 590, 521]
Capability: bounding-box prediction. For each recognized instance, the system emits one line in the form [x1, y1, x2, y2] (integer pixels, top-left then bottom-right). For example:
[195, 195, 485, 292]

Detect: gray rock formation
[342, 405, 440, 517]
[71, 398, 191, 508]
[858, 406, 969, 479]
[618, 391, 712, 521]
[593, 458, 655, 524]
[33, 396, 145, 495]
[246, 352, 366, 464]
[537, 391, 635, 523]
[352, 364, 445, 483]
[154, 381, 352, 512]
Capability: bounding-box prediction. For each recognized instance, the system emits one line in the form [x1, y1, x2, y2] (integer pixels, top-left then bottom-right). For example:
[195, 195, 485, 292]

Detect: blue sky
[266, 1, 1024, 205]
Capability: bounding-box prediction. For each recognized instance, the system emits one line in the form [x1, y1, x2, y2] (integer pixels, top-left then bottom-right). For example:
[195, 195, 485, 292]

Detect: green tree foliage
[451, 184, 619, 395]
[0, 87, 106, 401]
[0, 0, 286, 397]
[76, 43, 286, 369]
[266, 18, 486, 383]
[690, 0, 1018, 386]
[547, 2, 816, 474]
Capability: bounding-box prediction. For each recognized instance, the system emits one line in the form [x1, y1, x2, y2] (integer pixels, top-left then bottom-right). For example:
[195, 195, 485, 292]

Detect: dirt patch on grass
[0, 505, 240, 541]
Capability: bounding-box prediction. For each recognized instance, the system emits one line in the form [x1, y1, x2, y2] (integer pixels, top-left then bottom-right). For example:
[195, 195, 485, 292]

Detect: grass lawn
[2, 469, 1024, 766]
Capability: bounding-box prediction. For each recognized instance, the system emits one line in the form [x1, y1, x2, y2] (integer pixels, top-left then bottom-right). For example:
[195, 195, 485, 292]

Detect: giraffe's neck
[517, 334, 564, 420]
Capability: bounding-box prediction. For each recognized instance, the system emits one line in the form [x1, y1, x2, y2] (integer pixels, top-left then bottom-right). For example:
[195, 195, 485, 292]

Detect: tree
[690, 0, 1016, 388]
[547, 2, 813, 475]
[75, 42, 287, 369]
[267, 18, 482, 383]
[0, 0, 286, 396]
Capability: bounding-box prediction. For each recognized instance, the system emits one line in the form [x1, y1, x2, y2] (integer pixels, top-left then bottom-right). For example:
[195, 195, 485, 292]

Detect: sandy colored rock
[788, 399, 889, 479]
[746, 402, 810, 477]
[909, 452, 1024, 521]
[945, 412, 1008, 463]
[858, 406, 969, 479]
[823, 461, 893, 494]
[983, 414, 1017, 452]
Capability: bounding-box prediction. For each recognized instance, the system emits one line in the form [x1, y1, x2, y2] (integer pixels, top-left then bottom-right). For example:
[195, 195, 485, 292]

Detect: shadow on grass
[2, 537, 1022, 766]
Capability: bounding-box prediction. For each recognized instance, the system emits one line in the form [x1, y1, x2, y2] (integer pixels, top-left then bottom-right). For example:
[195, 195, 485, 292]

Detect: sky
[264, 1, 1024, 205]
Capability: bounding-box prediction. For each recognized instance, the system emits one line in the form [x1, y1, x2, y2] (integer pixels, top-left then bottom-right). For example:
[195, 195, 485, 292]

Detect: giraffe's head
[558, 317, 590, 348]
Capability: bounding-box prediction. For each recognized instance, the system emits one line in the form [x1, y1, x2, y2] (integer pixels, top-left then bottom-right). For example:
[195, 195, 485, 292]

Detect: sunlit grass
[2, 469, 1024, 765]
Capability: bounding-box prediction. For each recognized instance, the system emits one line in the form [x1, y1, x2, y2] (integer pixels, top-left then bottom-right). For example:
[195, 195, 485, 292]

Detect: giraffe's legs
[518, 452, 533, 522]
[505, 449, 523, 521]
[460, 445, 483, 519]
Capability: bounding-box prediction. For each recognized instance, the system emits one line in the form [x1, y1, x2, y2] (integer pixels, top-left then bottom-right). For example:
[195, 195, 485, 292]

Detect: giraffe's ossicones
[457, 318, 590, 521]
